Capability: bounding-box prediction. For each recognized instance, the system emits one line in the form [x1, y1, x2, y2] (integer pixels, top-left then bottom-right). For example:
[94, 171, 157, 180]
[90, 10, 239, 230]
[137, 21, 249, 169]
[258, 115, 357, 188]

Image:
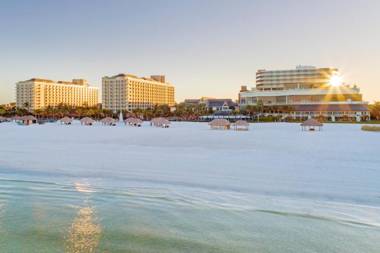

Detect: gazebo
[101, 117, 117, 126]
[301, 118, 323, 131]
[209, 119, 231, 130]
[21, 115, 37, 125]
[125, 117, 143, 127]
[60, 116, 73, 125]
[151, 117, 170, 128]
[80, 117, 95, 126]
[232, 120, 249, 131]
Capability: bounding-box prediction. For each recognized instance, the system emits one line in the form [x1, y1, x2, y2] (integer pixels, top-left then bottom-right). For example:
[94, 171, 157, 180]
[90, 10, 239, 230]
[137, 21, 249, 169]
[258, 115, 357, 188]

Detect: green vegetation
[0, 103, 113, 119]
[0, 103, 210, 120]
[0, 103, 29, 117]
[369, 102, 380, 120]
[1, 101, 380, 123]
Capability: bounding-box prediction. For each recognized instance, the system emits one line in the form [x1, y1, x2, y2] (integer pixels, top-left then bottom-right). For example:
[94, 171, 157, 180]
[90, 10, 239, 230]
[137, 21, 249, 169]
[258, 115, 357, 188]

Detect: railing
[240, 101, 368, 106]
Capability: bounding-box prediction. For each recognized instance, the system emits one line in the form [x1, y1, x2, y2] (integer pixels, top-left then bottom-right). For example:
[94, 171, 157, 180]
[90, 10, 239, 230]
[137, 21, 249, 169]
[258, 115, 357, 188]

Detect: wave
[254, 209, 380, 229]
[1, 176, 380, 232]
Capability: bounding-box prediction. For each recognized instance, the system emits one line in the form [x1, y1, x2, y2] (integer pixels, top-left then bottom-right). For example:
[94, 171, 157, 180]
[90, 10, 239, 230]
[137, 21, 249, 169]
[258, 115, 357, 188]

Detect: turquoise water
[0, 122, 380, 252]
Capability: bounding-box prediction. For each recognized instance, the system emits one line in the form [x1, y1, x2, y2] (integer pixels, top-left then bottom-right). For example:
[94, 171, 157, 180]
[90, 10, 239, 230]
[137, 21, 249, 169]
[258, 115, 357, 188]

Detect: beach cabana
[12, 115, 23, 123]
[0, 116, 9, 123]
[301, 119, 323, 131]
[80, 117, 95, 126]
[151, 117, 170, 128]
[60, 116, 73, 125]
[361, 125, 380, 132]
[232, 120, 249, 131]
[101, 117, 117, 126]
[125, 117, 143, 127]
[209, 119, 231, 130]
[21, 115, 37, 126]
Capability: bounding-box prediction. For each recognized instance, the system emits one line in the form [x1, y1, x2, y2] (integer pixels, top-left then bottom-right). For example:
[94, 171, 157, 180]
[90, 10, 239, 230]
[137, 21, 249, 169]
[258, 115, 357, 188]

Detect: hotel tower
[16, 78, 99, 111]
[102, 73, 175, 112]
[239, 66, 369, 121]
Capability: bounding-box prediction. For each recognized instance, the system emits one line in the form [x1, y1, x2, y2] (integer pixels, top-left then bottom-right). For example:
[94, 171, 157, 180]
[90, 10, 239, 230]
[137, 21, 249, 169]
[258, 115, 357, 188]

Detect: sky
[0, 0, 379, 104]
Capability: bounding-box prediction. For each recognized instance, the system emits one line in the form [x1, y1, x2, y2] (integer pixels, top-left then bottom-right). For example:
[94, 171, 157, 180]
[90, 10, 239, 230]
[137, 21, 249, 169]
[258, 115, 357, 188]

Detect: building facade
[16, 78, 99, 111]
[102, 74, 175, 111]
[239, 66, 370, 121]
[184, 97, 237, 111]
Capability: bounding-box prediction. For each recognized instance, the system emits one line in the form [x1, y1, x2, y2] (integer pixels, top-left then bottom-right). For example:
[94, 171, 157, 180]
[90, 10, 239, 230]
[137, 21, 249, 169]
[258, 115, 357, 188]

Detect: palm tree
[23, 102, 30, 112]
[256, 100, 264, 122]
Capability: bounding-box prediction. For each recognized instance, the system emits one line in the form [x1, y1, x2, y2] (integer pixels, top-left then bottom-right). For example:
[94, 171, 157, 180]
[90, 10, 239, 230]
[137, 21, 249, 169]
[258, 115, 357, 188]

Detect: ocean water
[0, 122, 379, 252]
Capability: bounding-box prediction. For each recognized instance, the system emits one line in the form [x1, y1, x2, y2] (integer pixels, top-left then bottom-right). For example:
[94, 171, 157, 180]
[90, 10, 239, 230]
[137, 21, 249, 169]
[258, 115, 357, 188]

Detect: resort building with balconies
[16, 78, 99, 111]
[102, 73, 175, 112]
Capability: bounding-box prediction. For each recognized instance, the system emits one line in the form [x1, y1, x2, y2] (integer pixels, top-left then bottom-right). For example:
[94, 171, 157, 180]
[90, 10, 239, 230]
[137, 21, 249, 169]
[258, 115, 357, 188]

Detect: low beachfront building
[239, 66, 370, 122]
[184, 97, 237, 112]
[16, 78, 99, 111]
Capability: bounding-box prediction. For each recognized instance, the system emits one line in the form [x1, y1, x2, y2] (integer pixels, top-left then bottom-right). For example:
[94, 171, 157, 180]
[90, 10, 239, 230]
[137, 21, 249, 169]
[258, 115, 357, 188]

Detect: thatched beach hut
[125, 117, 143, 127]
[361, 125, 380, 132]
[60, 116, 73, 125]
[301, 118, 323, 131]
[151, 117, 170, 128]
[209, 119, 230, 130]
[12, 115, 23, 123]
[101, 117, 117, 126]
[0, 116, 9, 123]
[21, 115, 37, 126]
[80, 117, 95, 126]
[232, 120, 249, 131]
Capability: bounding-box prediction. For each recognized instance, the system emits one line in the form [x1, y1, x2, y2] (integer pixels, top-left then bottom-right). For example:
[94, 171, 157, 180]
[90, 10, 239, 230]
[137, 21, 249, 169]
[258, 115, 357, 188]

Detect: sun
[329, 74, 343, 87]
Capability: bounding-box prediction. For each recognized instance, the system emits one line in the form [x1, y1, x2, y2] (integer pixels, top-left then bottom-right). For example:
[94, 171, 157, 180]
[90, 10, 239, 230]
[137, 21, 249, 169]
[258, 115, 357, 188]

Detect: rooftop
[104, 73, 168, 84]
[21, 78, 89, 86]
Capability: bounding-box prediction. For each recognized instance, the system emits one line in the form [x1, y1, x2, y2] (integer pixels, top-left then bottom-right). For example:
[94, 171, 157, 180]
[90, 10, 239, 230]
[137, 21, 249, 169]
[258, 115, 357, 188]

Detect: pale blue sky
[1, 0, 379, 103]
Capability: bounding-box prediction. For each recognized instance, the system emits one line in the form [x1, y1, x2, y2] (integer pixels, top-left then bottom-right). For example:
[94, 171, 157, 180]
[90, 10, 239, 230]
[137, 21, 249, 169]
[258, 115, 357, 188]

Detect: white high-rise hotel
[239, 66, 369, 121]
[102, 73, 175, 112]
[16, 78, 99, 110]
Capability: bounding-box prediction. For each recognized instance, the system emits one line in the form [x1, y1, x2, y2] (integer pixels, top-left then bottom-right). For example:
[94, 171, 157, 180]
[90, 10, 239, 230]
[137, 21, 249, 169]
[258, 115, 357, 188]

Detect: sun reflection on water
[74, 182, 95, 193]
[65, 206, 101, 253]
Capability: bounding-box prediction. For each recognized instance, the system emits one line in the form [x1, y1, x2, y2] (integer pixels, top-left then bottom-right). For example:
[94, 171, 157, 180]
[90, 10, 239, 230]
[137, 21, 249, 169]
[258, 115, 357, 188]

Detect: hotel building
[16, 78, 99, 111]
[102, 73, 175, 111]
[239, 66, 369, 121]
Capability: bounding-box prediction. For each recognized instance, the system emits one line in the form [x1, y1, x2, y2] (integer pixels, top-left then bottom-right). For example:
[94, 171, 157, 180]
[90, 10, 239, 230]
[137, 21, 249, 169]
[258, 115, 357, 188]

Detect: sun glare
[329, 74, 343, 87]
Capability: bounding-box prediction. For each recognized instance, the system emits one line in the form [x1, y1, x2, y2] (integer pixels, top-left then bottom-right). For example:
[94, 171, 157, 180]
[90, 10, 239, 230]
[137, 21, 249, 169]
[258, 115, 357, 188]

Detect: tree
[370, 102, 380, 120]
[23, 102, 30, 112]
[0, 105, 6, 116]
[242, 105, 257, 116]
[256, 100, 264, 122]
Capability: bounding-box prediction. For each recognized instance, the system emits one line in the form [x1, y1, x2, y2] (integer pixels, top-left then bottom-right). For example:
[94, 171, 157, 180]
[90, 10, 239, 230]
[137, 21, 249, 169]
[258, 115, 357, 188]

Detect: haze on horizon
[0, 0, 379, 104]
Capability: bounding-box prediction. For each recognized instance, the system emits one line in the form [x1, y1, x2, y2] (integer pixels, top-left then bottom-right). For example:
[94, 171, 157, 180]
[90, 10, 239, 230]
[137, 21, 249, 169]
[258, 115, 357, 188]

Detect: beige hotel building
[16, 78, 99, 110]
[102, 73, 175, 111]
